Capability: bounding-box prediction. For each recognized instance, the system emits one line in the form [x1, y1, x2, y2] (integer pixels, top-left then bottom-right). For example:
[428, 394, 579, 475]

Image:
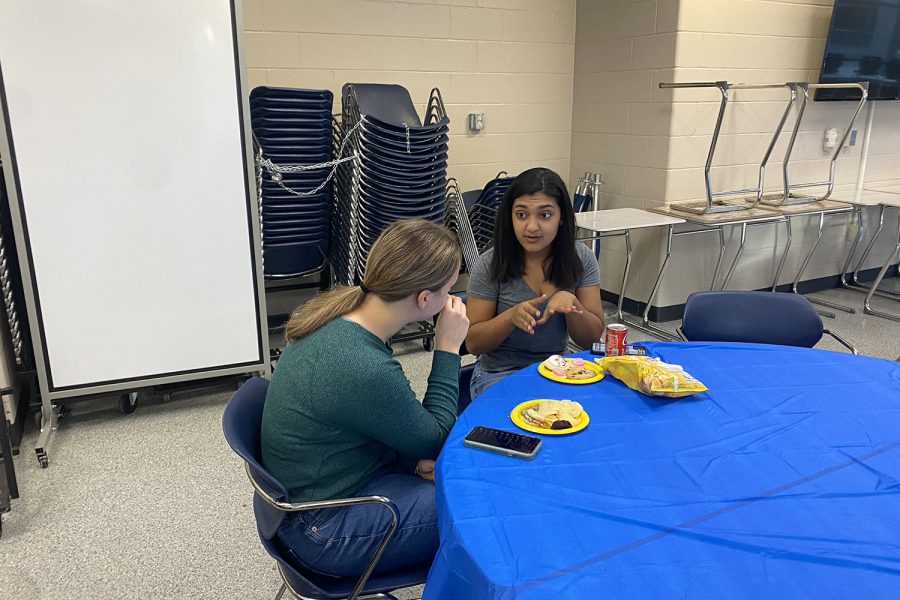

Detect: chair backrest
[221, 377, 290, 539]
[343, 83, 421, 127]
[680, 291, 824, 348]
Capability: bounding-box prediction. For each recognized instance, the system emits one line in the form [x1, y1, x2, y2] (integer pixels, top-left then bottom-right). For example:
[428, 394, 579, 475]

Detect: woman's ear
[416, 289, 430, 311]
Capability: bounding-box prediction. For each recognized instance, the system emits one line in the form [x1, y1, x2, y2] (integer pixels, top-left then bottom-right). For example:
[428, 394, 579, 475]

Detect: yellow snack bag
[595, 355, 708, 398]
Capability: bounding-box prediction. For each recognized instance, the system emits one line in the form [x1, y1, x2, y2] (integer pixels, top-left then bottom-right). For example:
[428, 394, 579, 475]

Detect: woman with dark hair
[465, 167, 605, 400]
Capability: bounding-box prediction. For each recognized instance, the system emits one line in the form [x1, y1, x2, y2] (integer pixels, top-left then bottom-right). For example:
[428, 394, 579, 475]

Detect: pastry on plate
[564, 364, 594, 380]
[521, 399, 584, 430]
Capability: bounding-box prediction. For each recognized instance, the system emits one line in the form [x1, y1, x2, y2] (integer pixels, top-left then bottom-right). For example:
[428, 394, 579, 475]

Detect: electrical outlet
[848, 129, 858, 146]
[468, 113, 485, 132]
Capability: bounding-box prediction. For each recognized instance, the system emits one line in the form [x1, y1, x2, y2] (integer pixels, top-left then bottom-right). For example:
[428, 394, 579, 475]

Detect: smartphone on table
[591, 342, 648, 356]
[463, 426, 542, 460]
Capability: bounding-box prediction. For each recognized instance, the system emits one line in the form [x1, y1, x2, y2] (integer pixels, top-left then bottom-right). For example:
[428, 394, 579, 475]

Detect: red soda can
[605, 324, 628, 356]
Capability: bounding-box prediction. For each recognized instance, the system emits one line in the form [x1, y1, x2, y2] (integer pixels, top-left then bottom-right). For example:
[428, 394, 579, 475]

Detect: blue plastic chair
[679, 291, 857, 353]
[458, 363, 475, 414]
[222, 378, 431, 600]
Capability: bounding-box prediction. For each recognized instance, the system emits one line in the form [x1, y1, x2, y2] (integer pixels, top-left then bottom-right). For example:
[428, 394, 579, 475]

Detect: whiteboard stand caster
[118, 391, 138, 414]
[34, 402, 58, 469]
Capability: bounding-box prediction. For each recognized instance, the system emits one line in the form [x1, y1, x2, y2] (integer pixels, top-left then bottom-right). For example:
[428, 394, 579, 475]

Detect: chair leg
[822, 330, 858, 355]
[274, 583, 287, 600]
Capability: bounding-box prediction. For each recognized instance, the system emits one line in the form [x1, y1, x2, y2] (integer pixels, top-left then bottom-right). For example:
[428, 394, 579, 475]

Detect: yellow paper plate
[510, 399, 590, 435]
[537, 359, 605, 384]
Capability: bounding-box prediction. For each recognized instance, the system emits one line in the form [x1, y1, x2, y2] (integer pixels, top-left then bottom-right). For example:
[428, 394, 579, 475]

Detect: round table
[424, 342, 900, 599]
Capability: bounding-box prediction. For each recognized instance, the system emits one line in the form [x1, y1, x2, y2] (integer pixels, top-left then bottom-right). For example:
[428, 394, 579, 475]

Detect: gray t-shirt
[467, 243, 601, 372]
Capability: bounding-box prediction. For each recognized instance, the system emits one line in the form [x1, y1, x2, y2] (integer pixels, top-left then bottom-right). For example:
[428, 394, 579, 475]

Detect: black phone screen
[464, 426, 541, 453]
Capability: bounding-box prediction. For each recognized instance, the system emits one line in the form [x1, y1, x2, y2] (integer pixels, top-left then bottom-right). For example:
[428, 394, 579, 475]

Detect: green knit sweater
[260, 318, 461, 503]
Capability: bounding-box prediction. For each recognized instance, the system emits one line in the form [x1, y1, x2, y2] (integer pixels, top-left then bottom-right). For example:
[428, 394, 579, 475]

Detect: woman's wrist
[434, 341, 460, 355]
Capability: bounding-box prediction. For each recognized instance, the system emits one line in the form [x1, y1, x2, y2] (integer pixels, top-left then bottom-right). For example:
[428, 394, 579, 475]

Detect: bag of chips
[595, 355, 707, 398]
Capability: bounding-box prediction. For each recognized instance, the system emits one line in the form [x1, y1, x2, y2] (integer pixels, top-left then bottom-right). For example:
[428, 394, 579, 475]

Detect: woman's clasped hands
[507, 292, 583, 335]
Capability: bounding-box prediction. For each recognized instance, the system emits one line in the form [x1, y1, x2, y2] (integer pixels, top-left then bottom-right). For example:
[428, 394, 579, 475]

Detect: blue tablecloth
[424, 342, 900, 599]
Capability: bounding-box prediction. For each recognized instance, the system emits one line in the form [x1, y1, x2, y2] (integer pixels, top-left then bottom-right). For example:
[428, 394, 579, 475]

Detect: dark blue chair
[458, 362, 475, 414]
[679, 291, 857, 353]
[222, 377, 431, 600]
[452, 293, 475, 413]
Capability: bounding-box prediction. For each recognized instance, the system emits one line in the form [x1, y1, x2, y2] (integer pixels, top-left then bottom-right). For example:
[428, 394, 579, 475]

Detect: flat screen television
[816, 0, 900, 101]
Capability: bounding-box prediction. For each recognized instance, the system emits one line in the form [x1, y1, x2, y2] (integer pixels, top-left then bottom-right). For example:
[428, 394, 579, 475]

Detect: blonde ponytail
[284, 219, 460, 343]
[283, 285, 366, 342]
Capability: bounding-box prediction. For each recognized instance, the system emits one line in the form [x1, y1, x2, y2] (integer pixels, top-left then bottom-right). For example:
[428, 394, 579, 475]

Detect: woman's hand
[434, 295, 469, 354]
[415, 459, 436, 482]
[506, 294, 548, 335]
[535, 291, 583, 325]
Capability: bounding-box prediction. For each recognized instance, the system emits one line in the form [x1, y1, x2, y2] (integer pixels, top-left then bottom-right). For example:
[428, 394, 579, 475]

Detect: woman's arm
[565, 285, 606, 349]
[338, 351, 461, 459]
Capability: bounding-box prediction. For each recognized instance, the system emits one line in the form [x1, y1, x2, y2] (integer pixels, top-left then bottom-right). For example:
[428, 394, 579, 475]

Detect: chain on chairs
[250, 86, 346, 280]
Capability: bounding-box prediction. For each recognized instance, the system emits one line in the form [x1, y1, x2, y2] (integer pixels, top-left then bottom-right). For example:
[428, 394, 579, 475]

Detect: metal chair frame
[840, 203, 900, 303]
[759, 82, 868, 207]
[658, 81, 797, 215]
[862, 210, 900, 322]
[243, 463, 402, 600]
[444, 178, 479, 273]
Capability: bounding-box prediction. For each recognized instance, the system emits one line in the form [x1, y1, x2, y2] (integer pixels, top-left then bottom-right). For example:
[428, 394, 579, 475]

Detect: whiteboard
[0, 0, 266, 394]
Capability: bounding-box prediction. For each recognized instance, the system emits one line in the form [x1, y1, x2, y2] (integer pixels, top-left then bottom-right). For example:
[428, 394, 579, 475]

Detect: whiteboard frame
[0, 0, 269, 402]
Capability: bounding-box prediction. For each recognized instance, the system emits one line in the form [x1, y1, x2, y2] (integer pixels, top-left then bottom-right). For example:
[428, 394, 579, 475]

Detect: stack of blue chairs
[250, 86, 334, 279]
[333, 84, 449, 285]
[468, 175, 514, 253]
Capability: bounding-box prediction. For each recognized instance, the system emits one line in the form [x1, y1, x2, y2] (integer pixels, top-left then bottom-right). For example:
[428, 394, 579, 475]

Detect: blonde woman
[261, 219, 469, 578]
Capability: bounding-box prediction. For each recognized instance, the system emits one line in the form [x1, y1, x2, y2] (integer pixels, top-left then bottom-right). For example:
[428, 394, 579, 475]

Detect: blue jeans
[276, 473, 437, 578]
[469, 360, 518, 402]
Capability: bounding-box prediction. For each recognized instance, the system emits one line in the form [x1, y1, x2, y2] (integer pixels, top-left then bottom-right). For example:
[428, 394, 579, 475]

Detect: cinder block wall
[243, 0, 576, 193]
